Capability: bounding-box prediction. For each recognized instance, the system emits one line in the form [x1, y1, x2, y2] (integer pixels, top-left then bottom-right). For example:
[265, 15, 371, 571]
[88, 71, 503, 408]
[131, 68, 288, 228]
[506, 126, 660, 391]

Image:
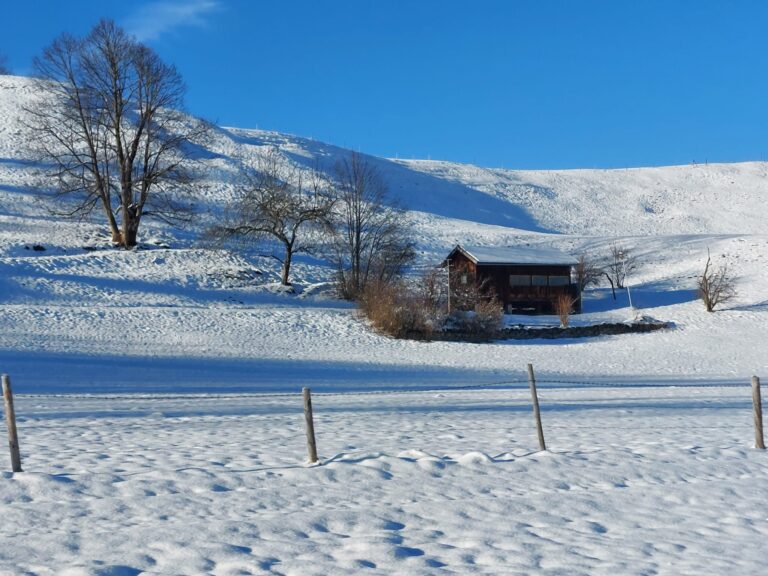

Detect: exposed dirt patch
[498, 321, 672, 340]
[402, 320, 673, 342]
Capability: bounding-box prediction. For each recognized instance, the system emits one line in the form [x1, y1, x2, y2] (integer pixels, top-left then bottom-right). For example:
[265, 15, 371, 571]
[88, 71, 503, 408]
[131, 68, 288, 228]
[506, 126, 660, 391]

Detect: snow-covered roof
[449, 244, 577, 266]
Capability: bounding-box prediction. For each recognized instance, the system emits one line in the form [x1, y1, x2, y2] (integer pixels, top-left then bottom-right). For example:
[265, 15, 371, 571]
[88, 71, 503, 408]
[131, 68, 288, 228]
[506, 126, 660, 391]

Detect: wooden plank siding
[446, 249, 581, 315]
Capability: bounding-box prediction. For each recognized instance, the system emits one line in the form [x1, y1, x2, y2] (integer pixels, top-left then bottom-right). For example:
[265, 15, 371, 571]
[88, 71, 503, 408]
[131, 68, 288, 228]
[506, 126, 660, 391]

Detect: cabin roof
[447, 244, 577, 266]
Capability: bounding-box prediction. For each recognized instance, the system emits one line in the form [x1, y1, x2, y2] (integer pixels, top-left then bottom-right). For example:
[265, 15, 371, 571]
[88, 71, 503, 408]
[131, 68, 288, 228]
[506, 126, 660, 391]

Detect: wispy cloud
[124, 0, 221, 42]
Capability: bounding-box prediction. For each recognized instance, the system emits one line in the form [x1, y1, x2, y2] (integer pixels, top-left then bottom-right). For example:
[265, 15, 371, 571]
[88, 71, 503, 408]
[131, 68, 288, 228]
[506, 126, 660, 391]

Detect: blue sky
[3, 0, 767, 169]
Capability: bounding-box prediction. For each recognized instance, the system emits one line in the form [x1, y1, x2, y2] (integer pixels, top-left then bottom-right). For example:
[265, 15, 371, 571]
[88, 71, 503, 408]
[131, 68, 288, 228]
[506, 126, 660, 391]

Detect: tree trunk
[122, 204, 141, 248]
[102, 192, 122, 245]
[110, 226, 123, 246]
[603, 272, 616, 300]
[281, 248, 293, 286]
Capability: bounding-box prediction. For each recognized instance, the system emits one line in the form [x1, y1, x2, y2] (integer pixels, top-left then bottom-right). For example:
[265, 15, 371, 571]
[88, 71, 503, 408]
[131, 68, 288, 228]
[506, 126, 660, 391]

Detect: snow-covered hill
[2, 74, 767, 250]
[1, 70, 767, 379]
[1, 72, 767, 381]
[1, 75, 767, 574]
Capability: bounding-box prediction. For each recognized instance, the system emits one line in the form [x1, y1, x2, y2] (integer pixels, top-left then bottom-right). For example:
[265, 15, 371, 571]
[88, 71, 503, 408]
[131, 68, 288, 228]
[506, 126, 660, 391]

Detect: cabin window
[548, 276, 570, 286]
[509, 274, 530, 286]
[460, 273, 468, 285]
[531, 275, 548, 286]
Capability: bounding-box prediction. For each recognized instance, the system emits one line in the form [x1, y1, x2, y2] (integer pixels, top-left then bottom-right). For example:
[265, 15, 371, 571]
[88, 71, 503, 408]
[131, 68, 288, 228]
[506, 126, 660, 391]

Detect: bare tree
[0, 53, 10, 75]
[331, 153, 415, 299]
[25, 20, 207, 248]
[602, 271, 617, 300]
[605, 242, 636, 289]
[213, 148, 335, 286]
[575, 253, 601, 292]
[698, 249, 736, 312]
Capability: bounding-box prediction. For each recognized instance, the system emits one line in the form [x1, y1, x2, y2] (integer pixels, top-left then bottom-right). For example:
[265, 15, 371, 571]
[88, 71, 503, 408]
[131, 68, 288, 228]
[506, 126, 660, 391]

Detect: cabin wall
[477, 263, 580, 314]
[447, 252, 477, 280]
[445, 252, 582, 315]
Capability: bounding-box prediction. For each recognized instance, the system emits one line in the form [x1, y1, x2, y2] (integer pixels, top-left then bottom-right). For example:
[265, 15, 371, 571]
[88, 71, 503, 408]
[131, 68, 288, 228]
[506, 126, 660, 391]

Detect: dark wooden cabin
[444, 244, 581, 314]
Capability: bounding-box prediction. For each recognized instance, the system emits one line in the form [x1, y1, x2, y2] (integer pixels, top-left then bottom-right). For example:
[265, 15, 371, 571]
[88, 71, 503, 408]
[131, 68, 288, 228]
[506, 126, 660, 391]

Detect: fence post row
[2, 374, 22, 473]
[3, 373, 759, 469]
[526, 364, 547, 452]
[302, 387, 319, 464]
[753, 376, 765, 450]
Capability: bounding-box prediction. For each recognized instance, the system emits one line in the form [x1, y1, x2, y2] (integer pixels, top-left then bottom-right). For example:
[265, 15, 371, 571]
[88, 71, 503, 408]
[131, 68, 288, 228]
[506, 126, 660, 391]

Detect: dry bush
[447, 297, 503, 337]
[419, 267, 449, 325]
[421, 267, 444, 312]
[359, 266, 501, 339]
[359, 280, 432, 338]
[449, 262, 477, 311]
[698, 250, 736, 312]
[445, 262, 503, 337]
[449, 262, 500, 312]
[554, 293, 577, 328]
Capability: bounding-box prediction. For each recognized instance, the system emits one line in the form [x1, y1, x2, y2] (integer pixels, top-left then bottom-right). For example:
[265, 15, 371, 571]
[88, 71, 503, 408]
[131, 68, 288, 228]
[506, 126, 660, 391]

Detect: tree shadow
[728, 300, 768, 312]
[0, 157, 44, 168]
[0, 257, 347, 309]
[221, 128, 551, 233]
[0, 350, 515, 395]
[584, 283, 697, 313]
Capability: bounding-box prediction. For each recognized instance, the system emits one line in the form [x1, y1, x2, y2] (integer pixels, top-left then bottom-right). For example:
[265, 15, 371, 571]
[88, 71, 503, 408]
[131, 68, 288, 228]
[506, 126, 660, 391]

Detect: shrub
[359, 280, 432, 338]
[446, 297, 503, 337]
[554, 293, 577, 328]
[358, 267, 502, 340]
[698, 250, 736, 312]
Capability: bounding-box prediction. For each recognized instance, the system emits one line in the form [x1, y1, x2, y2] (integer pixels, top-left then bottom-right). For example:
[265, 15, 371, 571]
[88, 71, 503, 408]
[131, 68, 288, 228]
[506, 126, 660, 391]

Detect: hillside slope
[398, 158, 768, 236]
[0, 74, 766, 390]
[2, 74, 767, 255]
[2, 77, 768, 576]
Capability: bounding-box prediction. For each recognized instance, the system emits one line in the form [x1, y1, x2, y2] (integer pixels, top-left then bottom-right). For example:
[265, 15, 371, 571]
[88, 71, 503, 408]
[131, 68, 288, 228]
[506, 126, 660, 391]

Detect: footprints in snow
[305, 514, 435, 570]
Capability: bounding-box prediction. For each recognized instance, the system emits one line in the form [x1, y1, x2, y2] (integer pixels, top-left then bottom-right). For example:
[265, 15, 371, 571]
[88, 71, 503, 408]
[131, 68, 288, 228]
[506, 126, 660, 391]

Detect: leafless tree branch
[211, 148, 336, 285]
[605, 242, 637, 289]
[575, 253, 601, 291]
[698, 249, 736, 312]
[23, 20, 208, 248]
[330, 152, 415, 299]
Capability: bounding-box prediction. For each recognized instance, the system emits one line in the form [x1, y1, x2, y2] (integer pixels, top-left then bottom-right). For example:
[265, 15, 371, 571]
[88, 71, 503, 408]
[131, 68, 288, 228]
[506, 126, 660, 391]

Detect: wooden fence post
[302, 387, 319, 464]
[752, 376, 765, 450]
[2, 374, 22, 473]
[526, 364, 547, 452]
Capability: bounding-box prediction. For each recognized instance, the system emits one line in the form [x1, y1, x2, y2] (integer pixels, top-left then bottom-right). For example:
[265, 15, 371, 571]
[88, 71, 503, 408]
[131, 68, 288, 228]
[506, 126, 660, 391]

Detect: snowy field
[1, 75, 767, 574]
[3, 386, 768, 575]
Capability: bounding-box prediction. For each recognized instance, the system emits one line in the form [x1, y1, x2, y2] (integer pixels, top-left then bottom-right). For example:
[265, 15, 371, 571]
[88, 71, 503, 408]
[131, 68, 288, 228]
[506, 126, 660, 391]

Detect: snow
[4, 387, 768, 575]
[452, 244, 578, 265]
[1, 75, 767, 574]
